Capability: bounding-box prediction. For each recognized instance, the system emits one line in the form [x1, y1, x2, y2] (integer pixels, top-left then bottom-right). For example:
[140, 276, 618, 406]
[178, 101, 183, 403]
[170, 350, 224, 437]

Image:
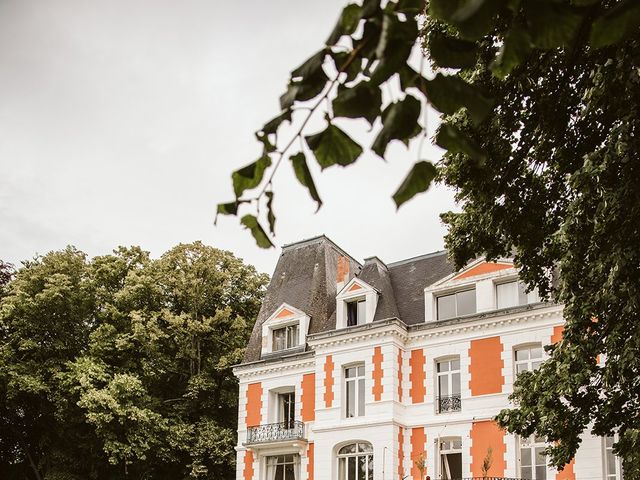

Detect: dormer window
[437, 289, 476, 320]
[496, 280, 540, 309]
[346, 299, 366, 326]
[272, 324, 299, 352]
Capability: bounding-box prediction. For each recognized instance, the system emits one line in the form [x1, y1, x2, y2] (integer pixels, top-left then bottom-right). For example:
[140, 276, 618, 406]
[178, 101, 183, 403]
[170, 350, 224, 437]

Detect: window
[272, 324, 299, 352]
[278, 391, 295, 429]
[496, 280, 540, 309]
[266, 454, 299, 480]
[436, 358, 461, 413]
[338, 442, 373, 480]
[520, 435, 547, 480]
[437, 289, 476, 320]
[347, 299, 366, 326]
[515, 345, 543, 375]
[345, 365, 365, 418]
[604, 436, 622, 480]
[439, 438, 462, 479]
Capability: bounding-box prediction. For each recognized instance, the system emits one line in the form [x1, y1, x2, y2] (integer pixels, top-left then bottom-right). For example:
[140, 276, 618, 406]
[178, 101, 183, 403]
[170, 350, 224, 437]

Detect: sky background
[0, 0, 457, 275]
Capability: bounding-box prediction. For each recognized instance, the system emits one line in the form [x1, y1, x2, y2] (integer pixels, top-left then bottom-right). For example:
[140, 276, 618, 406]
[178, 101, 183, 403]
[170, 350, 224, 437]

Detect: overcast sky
[0, 0, 457, 275]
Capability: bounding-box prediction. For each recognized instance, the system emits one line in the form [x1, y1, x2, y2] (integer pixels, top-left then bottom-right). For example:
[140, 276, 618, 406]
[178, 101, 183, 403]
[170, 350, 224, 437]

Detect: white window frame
[438, 437, 462, 480]
[495, 279, 540, 309]
[435, 357, 461, 413]
[519, 435, 547, 480]
[514, 344, 544, 376]
[436, 288, 477, 320]
[335, 279, 379, 329]
[272, 323, 300, 352]
[260, 304, 310, 357]
[265, 453, 300, 480]
[346, 297, 367, 327]
[337, 442, 374, 480]
[603, 435, 623, 480]
[344, 364, 366, 418]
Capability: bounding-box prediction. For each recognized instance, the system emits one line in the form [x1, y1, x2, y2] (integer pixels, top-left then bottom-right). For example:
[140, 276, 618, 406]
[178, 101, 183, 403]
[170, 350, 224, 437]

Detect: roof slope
[358, 257, 400, 321]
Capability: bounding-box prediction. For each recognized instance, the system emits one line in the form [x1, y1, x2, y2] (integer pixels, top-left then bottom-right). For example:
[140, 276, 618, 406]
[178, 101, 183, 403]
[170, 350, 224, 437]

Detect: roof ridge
[387, 249, 448, 267]
[281, 234, 362, 266]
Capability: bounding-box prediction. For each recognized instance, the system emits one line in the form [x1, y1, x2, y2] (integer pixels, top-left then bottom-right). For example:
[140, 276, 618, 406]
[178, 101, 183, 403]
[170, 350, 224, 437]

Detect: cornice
[306, 318, 408, 350]
[233, 352, 315, 379]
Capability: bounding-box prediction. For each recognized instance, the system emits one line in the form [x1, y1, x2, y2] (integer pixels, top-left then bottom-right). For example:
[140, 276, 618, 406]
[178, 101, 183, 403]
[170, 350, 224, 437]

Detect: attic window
[272, 324, 299, 352]
[346, 299, 366, 326]
[437, 289, 476, 320]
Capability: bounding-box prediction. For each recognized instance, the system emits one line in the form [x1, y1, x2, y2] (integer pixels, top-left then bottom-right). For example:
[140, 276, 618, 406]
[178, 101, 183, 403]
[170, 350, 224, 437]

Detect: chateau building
[233, 236, 621, 480]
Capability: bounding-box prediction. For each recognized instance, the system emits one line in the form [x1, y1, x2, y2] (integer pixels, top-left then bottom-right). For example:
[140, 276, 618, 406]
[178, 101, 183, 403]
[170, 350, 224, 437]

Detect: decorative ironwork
[246, 421, 305, 444]
[436, 394, 462, 413]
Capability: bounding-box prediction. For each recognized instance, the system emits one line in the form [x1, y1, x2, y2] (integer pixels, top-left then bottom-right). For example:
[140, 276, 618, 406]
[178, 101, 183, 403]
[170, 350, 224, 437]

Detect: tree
[217, 0, 640, 474]
[0, 243, 268, 479]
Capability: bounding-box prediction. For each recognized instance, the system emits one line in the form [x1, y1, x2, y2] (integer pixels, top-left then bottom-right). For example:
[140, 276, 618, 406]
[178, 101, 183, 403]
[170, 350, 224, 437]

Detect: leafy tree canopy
[0, 243, 268, 480]
[218, 0, 640, 474]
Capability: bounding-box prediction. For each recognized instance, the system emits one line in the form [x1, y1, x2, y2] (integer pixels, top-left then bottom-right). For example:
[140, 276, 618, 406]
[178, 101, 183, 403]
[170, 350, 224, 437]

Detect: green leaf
[291, 49, 327, 80]
[255, 131, 276, 154]
[372, 95, 422, 158]
[435, 124, 487, 162]
[525, 0, 583, 49]
[332, 82, 382, 125]
[393, 161, 438, 209]
[290, 152, 322, 211]
[490, 28, 532, 78]
[215, 200, 246, 223]
[429, 0, 507, 40]
[240, 215, 274, 249]
[370, 13, 418, 84]
[262, 110, 292, 135]
[397, 0, 426, 14]
[423, 73, 494, 126]
[590, 0, 640, 48]
[231, 155, 272, 198]
[330, 51, 362, 82]
[305, 124, 363, 169]
[279, 69, 329, 110]
[361, 0, 382, 19]
[428, 33, 478, 69]
[265, 192, 276, 236]
[327, 4, 362, 45]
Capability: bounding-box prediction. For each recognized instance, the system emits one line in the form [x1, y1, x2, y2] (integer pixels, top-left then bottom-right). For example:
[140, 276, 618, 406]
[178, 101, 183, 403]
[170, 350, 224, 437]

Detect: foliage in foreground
[0, 244, 268, 480]
[217, 0, 640, 474]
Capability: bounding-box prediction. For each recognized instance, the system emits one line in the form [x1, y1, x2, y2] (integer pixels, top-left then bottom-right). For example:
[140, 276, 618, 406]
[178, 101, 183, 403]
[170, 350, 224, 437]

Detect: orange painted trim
[454, 262, 513, 280]
[307, 443, 315, 480]
[245, 382, 263, 428]
[556, 458, 575, 480]
[398, 427, 405, 480]
[410, 427, 426, 480]
[468, 336, 504, 396]
[551, 325, 564, 344]
[323, 355, 334, 408]
[275, 307, 295, 318]
[301, 373, 316, 422]
[243, 450, 254, 480]
[409, 349, 426, 404]
[470, 420, 506, 477]
[348, 283, 363, 292]
[372, 346, 384, 401]
[398, 349, 403, 402]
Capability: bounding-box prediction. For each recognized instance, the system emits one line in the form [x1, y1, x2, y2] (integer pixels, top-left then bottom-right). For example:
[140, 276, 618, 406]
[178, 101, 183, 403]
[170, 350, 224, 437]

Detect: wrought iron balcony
[436, 393, 462, 413]
[246, 421, 305, 445]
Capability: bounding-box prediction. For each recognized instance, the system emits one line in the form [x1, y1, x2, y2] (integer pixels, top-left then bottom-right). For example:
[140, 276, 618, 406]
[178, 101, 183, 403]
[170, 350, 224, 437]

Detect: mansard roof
[241, 235, 454, 363]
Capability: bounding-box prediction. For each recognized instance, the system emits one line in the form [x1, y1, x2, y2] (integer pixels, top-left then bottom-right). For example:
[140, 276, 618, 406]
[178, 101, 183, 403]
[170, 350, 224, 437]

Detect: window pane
[438, 361, 449, 373]
[531, 346, 542, 359]
[437, 294, 456, 320]
[358, 454, 366, 480]
[521, 466, 532, 479]
[452, 373, 461, 395]
[366, 454, 374, 479]
[347, 380, 355, 417]
[535, 465, 547, 480]
[516, 363, 528, 375]
[348, 456, 356, 480]
[359, 442, 373, 453]
[456, 289, 476, 316]
[532, 361, 542, 370]
[275, 464, 284, 480]
[339, 458, 346, 480]
[340, 444, 356, 454]
[521, 448, 532, 466]
[606, 450, 617, 475]
[347, 301, 358, 326]
[516, 348, 530, 361]
[273, 328, 285, 351]
[358, 378, 365, 416]
[497, 281, 518, 309]
[357, 300, 366, 325]
[518, 281, 529, 305]
[284, 463, 295, 480]
[357, 365, 365, 376]
[346, 367, 355, 378]
[287, 324, 299, 348]
[451, 359, 460, 371]
[438, 374, 449, 396]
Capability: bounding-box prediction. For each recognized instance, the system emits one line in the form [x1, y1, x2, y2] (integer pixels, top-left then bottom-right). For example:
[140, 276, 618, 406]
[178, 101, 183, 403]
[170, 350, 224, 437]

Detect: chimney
[336, 255, 350, 293]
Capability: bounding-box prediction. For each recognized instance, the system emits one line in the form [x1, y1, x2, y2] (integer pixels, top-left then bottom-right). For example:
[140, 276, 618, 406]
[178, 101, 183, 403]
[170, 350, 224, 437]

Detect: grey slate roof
[241, 236, 454, 363]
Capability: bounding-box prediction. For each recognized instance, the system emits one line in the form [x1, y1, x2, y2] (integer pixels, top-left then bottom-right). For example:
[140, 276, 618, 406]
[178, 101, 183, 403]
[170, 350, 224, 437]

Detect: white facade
[234, 260, 620, 480]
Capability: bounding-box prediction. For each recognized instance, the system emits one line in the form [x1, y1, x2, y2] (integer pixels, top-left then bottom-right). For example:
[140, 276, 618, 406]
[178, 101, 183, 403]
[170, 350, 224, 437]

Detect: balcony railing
[246, 420, 305, 445]
[436, 393, 462, 413]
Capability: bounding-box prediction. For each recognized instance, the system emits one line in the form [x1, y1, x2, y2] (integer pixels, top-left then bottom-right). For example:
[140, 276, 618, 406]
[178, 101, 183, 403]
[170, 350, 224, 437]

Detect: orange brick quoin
[398, 348, 403, 402]
[245, 382, 263, 428]
[307, 443, 315, 480]
[398, 427, 405, 480]
[409, 349, 426, 403]
[372, 346, 384, 401]
[470, 420, 506, 477]
[275, 307, 295, 318]
[301, 373, 316, 422]
[410, 427, 426, 480]
[324, 355, 335, 408]
[551, 325, 564, 344]
[469, 336, 504, 396]
[556, 458, 575, 480]
[243, 450, 254, 480]
[454, 261, 513, 280]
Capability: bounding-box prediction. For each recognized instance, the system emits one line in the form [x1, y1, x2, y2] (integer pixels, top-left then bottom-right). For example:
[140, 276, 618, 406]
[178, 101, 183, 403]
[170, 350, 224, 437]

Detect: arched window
[337, 442, 373, 480]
